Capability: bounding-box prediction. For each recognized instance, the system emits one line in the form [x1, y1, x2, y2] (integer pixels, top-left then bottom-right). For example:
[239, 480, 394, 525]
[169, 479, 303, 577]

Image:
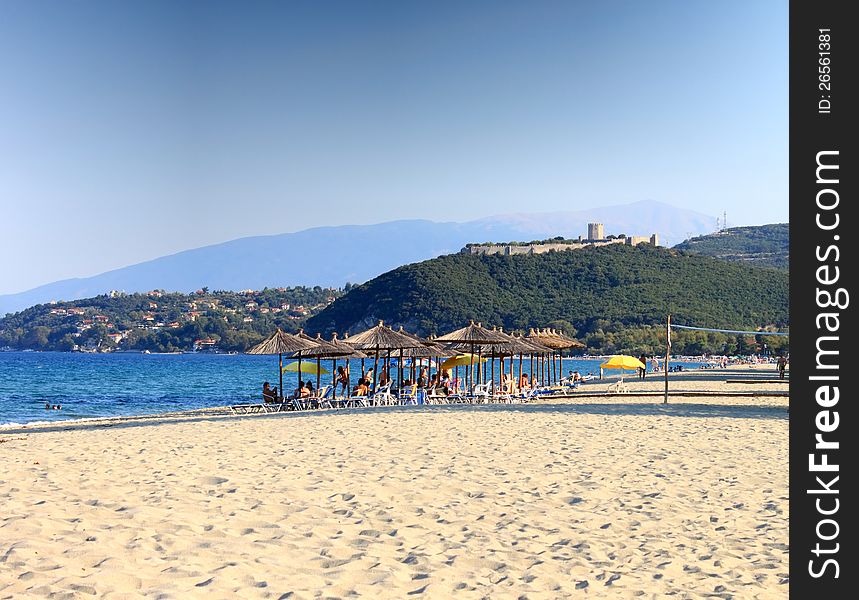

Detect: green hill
[672, 224, 789, 270]
[306, 244, 788, 354]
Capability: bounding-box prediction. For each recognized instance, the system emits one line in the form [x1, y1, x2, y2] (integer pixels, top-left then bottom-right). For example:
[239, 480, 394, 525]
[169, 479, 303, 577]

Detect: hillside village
[0, 286, 343, 353]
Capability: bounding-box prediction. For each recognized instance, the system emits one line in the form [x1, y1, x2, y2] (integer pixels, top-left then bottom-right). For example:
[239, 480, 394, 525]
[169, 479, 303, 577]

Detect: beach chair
[426, 387, 447, 405]
[306, 385, 334, 410]
[370, 382, 394, 406]
[607, 380, 631, 394]
[398, 384, 418, 404]
[491, 386, 514, 404]
[230, 401, 265, 414]
[264, 397, 294, 412]
[470, 383, 491, 404]
[341, 385, 370, 408]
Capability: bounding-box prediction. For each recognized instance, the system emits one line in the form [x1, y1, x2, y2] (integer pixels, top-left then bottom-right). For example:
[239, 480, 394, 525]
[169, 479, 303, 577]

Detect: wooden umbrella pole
[279, 353, 283, 400]
[490, 348, 495, 395]
[469, 342, 474, 393]
[519, 352, 523, 393]
[664, 315, 671, 404]
[297, 351, 303, 397]
[316, 357, 321, 392]
[373, 348, 379, 392]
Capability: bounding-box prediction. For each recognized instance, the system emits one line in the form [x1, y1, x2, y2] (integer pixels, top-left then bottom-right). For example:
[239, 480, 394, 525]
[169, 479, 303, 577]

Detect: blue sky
[0, 0, 787, 294]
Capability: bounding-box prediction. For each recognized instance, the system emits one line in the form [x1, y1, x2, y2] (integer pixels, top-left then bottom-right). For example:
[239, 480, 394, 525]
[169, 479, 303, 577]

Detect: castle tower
[588, 222, 604, 240]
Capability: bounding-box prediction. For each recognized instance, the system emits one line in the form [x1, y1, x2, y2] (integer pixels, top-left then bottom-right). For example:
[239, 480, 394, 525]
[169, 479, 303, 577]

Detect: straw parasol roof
[344, 320, 424, 350]
[295, 330, 348, 358]
[526, 327, 584, 350]
[397, 342, 453, 358]
[327, 332, 367, 359]
[247, 328, 320, 355]
[489, 334, 540, 356]
[519, 334, 553, 353]
[551, 328, 586, 349]
[435, 321, 511, 344]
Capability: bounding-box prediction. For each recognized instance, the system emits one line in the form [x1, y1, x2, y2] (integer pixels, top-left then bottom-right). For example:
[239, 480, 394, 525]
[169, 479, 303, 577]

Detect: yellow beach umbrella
[600, 355, 646, 371]
[282, 361, 329, 375]
[441, 353, 488, 369]
[600, 354, 645, 390]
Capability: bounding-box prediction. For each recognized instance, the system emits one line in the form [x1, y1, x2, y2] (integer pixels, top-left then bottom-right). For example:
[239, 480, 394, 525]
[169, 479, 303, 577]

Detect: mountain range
[1, 200, 716, 315]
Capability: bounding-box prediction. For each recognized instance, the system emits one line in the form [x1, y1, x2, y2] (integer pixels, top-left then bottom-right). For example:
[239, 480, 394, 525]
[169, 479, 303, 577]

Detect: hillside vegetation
[0, 287, 342, 353]
[306, 244, 789, 354]
[672, 224, 788, 270]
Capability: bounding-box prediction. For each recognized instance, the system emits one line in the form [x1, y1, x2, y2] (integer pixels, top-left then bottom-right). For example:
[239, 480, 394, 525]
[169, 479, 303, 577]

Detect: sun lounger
[230, 402, 265, 414]
[304, 385, 334, 410]
[468, 383, 490, 404]
[398, 384, 418, 404]
[607, 380, 631, 394]
[370, 383, 394, 406]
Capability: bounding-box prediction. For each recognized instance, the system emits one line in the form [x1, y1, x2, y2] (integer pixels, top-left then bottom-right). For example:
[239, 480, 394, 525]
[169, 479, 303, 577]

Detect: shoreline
[2, 364, 788, 432]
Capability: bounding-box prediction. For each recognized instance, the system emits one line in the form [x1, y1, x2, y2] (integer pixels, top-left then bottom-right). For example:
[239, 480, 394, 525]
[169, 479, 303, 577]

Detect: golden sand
[1, 366, 788, 598]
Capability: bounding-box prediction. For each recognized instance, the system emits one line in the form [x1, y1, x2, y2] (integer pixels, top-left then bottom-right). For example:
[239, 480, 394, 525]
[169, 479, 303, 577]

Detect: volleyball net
[670, 324, 789, 337]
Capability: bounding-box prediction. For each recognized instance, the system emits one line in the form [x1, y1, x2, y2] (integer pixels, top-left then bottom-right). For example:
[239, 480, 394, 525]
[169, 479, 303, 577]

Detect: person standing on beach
[638, 354, 647, 379]
[336, 366, 349, 397]
[777, 355, 787, 379]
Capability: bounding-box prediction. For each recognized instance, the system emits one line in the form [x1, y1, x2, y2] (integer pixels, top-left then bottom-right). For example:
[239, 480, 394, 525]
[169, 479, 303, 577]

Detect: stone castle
[462, 223, 659, 256]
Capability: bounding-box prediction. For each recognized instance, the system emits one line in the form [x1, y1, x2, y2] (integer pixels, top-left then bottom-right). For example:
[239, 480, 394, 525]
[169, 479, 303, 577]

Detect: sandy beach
[1, 366, 788, 598]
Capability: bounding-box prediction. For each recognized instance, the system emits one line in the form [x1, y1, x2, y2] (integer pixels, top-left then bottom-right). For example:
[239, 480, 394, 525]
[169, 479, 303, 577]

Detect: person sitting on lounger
[378, 367, 389, 387]
[519, 373, 530, 390]
[294, 380, 310, 399]
[353, 378, 370, 396]
[262, 381, 276, 402]
[437, 370, 449, 392]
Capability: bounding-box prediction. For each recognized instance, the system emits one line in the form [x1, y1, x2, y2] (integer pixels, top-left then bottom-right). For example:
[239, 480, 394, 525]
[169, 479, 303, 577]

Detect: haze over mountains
[1, 201, 716, 315]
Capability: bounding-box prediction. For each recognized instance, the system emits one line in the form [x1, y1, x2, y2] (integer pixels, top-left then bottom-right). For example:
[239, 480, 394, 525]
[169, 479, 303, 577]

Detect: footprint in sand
[200, 476, 229, 485]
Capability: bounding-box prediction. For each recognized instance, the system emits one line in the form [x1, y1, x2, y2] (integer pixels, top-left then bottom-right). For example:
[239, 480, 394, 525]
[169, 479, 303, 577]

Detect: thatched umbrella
[526, 328, 559, 385]
[518, 334, 552, 389]
[435, 321, 510, 394]
[247, 329, 320, 400]
[325, 333, 367, 395]
[296, 330, 353, 392]
[344, 321, 423, 391]
[536, 328, 585, 383]
[486, 331, 538, 394]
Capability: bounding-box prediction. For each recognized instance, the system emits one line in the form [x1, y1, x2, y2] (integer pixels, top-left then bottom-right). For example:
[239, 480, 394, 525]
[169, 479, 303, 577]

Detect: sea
[0, 351, 705, 427]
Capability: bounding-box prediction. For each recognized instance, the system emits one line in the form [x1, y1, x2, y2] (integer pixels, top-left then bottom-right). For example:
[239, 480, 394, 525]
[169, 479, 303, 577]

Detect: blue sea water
[0, 352, 703, 426]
